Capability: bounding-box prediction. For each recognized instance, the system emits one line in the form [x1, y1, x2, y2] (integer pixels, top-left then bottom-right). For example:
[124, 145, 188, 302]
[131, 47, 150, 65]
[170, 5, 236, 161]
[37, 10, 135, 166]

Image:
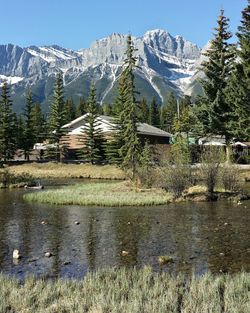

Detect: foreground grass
[6, 162, 125, 180]
[24, 181, 172, 206]
[0, 268, 249, 313]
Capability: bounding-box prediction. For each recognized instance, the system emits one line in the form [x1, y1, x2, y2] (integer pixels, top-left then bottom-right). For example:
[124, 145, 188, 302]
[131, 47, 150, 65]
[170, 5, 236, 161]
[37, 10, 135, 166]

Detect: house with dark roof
[60, 114, 172, 154]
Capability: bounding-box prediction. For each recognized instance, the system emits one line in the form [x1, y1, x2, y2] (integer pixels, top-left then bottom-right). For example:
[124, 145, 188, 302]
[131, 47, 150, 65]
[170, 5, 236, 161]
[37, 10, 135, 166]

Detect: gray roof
[62, 114, 172, 138]
[137, 123, 172, 137]
[101, 116, 172, 138]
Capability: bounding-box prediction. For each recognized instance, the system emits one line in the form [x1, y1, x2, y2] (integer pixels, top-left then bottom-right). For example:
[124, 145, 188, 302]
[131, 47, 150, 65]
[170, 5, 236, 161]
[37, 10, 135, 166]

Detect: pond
[0, 180, 250, 279]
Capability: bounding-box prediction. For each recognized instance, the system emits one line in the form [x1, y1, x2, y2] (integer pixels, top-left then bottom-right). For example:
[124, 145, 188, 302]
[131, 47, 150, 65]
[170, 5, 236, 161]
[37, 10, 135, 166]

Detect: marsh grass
[0, 268, 249, 313]
[23, 181, 172, 206]
[6, 162, 125, 180]
[0, 169, 35, 188]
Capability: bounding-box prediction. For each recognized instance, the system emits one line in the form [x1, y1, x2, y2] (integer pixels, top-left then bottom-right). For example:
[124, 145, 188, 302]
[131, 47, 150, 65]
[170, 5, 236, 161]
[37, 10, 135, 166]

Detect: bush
[199, 147, 224, 195]
[160, 138, 192, 198]
[0, 169, 35, 188]
[220, 165, 240, 191]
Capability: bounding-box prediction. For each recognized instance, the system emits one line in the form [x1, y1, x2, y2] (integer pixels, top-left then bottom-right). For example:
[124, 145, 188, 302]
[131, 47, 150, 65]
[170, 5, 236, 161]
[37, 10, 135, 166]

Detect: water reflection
[0, 184, 249, 279]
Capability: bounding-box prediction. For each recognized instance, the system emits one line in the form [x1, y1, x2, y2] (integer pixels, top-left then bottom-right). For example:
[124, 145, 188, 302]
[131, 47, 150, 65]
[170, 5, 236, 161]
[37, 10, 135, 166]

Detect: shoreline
[23, 181, 249, 207]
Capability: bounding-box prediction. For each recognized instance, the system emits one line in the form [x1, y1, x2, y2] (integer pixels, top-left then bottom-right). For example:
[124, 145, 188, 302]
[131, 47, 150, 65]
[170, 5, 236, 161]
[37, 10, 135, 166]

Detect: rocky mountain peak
[0, 29, 205, 112]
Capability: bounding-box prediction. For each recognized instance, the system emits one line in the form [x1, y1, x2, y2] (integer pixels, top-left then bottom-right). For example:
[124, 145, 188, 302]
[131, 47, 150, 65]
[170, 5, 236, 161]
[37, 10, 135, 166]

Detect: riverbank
[0, 268, 249, 312]
[23, 179, 250, 207]
[2, 162, 126, 180]
[4, 162, 250, 181]
[24, 181, 172, 206]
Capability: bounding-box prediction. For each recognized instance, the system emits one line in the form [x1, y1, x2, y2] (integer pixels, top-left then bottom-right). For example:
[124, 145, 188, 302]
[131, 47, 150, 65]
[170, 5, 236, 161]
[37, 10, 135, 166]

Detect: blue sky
[1, 0, 247, 50]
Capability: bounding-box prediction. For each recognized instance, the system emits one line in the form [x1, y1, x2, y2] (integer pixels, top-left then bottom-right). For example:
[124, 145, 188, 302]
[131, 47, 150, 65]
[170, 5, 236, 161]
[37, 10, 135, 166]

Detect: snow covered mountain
[0, 30, 203, 112]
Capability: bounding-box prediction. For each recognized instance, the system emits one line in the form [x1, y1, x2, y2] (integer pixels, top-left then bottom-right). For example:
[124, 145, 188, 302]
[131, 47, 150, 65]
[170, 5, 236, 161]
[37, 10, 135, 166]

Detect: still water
[0, 180, 249, 279]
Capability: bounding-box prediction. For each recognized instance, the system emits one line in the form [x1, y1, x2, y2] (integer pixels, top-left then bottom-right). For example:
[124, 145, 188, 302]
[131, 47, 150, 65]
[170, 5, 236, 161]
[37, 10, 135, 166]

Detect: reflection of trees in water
[170, 203, 211, 275]
[45, 209, 67, 278]
[85, 211, 98, 271]
[0, 192, 15, 268]
[0, 191, 37, 269]
[204, 202, 250, 274]
[112, 209, 152, 267]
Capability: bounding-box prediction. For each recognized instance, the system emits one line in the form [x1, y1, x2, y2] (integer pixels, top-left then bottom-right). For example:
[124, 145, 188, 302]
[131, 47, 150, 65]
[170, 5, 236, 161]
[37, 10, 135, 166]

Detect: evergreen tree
[81, 85, 105, 163]
[47, 73, 65, 161]
[64, 97, 76, 123]
[76, 97, 87, 117]
[138, 140, 153, 187]
[160, 91, 177, 132]
[173, 105, 196, 139]
[138, 97, 149, 123]
[148, 97, 160, 127]
[31, 102, 46, 143]
[105, 74, 127, 164]
[196, 10, 234, 152]
[0, 82, 17, 161]
[22, 89, 35, 160]
[16, 115, 25, 150]
[119, 35, 140, 179]
[179, 95, 192, 112]
[102, 103, 113, 116]
[226, 1, 250, 140]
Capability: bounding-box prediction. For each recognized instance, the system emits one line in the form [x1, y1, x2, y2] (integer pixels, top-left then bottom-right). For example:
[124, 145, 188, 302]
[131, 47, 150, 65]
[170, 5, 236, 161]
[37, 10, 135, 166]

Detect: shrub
[160, 138, 192, 198]
[221, 165, 240, 191]
[0, 169, 35, 188]
[199, 147, 224, 195]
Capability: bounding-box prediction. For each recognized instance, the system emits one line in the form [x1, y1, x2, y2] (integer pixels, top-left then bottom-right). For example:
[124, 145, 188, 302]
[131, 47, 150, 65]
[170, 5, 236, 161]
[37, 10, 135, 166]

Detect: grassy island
[23, 181, 172, 206]
[0, 268, 249, 312]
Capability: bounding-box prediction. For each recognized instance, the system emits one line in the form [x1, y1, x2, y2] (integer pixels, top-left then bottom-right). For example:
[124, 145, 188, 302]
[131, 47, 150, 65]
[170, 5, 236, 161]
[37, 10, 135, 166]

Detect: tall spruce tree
[119, 35, 140, 179]
[16, 115, 25, 150]
[22, 89, 35, 160]
[0, 82, 17, 161]
[197, 10, 234, 158]
[138, 97, 149, 123]
[76, 97, 87, 117]
[47, 73, 65, 161]
[226, 1, 250, 140]
[31, 102, 46, 143]
[106, 73, 127, 164]
[160, 91, 177, 132]
[64, 97, 76, 123]
[81, 85, 105, 163]
[148, 97, 160, 127]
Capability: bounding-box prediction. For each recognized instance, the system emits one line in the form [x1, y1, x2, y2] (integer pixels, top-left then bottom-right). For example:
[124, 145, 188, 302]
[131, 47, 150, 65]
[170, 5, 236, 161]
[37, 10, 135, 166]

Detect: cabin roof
[62, 114, 172, 138]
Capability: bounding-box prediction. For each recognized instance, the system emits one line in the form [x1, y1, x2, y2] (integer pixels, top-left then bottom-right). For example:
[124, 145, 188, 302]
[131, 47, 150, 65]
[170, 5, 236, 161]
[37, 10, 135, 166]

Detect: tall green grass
[23, 182, 172, 206]
[0, 268, 249, 313]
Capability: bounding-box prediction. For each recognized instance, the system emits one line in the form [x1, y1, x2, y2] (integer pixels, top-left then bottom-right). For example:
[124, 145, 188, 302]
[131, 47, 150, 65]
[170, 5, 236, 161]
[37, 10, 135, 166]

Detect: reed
[0, 268, 249, 313]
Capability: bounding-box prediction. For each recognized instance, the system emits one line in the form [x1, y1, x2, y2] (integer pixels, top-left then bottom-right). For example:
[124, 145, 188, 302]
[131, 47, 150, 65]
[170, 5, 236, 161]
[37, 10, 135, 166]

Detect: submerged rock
[121, 250, 129, 256]
[158, 255, 174, 265]
[13, 249, 21, 259]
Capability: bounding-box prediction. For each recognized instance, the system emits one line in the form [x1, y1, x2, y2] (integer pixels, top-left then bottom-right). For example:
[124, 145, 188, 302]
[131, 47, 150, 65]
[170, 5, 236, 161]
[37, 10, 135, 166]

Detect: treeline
[0, 1, 249, 168]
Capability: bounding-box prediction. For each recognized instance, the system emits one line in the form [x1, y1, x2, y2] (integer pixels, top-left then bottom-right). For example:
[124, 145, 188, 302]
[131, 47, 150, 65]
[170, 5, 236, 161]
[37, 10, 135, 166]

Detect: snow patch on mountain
[100, 64, 119, 104]
[141, 66, 164, 102]
[0, 75, 24, 86]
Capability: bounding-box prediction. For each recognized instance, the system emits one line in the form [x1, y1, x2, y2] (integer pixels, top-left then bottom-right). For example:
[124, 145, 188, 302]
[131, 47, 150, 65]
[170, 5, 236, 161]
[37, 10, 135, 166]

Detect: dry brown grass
[6, 162, 125, 180]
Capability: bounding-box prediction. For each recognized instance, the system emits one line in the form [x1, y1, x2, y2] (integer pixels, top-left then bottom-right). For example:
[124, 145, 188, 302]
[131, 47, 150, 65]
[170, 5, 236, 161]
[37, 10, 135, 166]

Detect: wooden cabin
[60, 114, 172, 159]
